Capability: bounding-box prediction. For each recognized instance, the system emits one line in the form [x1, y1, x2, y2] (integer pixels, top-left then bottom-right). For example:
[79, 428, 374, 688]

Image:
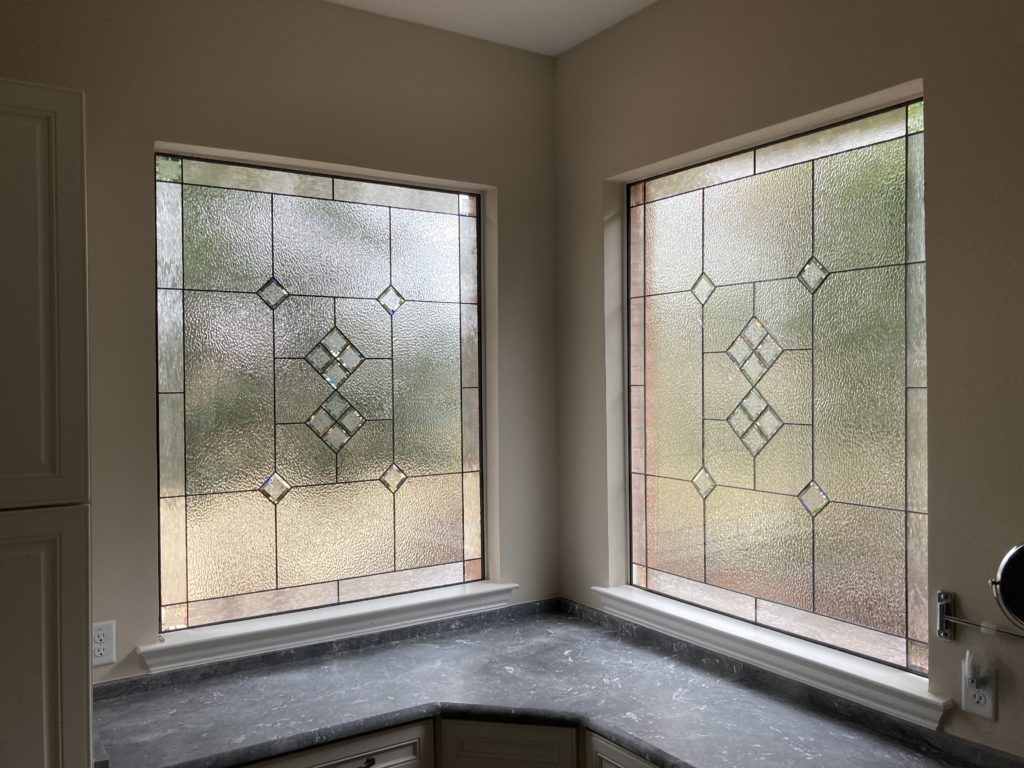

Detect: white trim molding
[592, 585, 950, 730]
[140, 581, 518, 673]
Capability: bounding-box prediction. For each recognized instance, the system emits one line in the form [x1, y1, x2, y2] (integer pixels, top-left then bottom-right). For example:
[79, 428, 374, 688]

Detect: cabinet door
[0, 78, 88, 509]
[583, 733, 656, 768]
[244, 721, 433, 768]
[441, 720, 576, 768]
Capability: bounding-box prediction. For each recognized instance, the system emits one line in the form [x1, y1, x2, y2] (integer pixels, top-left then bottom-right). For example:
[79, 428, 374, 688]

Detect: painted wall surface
[554, 0, 1024, 757]
[0, 0, 560, 681]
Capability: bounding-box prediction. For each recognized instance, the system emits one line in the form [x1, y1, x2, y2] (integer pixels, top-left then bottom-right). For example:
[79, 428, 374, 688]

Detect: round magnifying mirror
[991, 544, 1024, 631]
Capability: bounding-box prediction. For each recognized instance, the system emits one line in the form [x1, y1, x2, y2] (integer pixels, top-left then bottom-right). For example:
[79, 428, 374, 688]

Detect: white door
[0, 79, 91, 768]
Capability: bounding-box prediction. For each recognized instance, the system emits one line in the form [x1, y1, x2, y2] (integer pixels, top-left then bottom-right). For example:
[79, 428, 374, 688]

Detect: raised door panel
[0, 505, 90, 768]
[243, 721, 433, 768]
[441, 720, 575, 768]
[0, 79, 88, 509]
[584, 733, 656, 768]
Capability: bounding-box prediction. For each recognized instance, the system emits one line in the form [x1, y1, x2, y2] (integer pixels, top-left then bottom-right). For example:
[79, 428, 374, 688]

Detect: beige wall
[554, 0, 1024, 757]
[0, 0, 560, 681]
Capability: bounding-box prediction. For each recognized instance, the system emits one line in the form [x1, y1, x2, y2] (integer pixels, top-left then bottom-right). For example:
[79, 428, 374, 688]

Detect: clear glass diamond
[741, 426, 768, 456]
[799, 480, 830, 515]
[728, 406, 753, 437]
[305, 344, 333, 373]
[260, 472, 291, 504]
[692, 467, 716, 499]
[339, 407, 365, 435]
[323, 425, 350, 452]
[757, 407, 783, 439]
[306, 408, 334, 437]
[380, 463, 408, 493]
[741, 318, 768, 347]
[692, 273, 716, 305]
[727, 337, 753, 366]
[321, 328, 349, 358]
[257, 278, 289, 309]
[323, 360, 348, 389]
[756, 335, 782, 367]
[339, 344, 364, 373]
[741, 389, 767, 419]
[323, 393, 350, 420]
[378, 285, 406, 315]
[798, 257, 829, 293]
[741, 353, 767, 384]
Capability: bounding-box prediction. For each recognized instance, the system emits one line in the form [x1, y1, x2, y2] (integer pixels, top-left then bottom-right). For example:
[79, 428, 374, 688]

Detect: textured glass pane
[394, 302, 461, 475]
[705, 164, 811, 284]
[814, 139, 906, 271]
[160, 604, 188, 632]
[814, 503, 905, 635]
[188, 582, 337, 627]
[756, 600, 905, 666]
[630, 386, 645, 473]
[337, 419, 393, 482]
[460, 216, 479, 304]
[158, 394, 185, 497]
[186, 492, 276, 601]
[703, 353, 751, 420]
[644, 191, 701, 294]
[753, 279, 811, 350]
[703, 283, 752, 352]
[157, 289, 183, 392]
[815, 268, 904, 509]
[629, 299, 644, 384]
[274, 296, 334, 359]
[755, 425, 811, 495]
[908, 262, 927, 387]
[907, 133, 925, 263]
[277, 482, 394, 587]
[395, 474, 463, 570]
[156, 155, 182, 183]
[463, 471, 482, 560]
[908, 512, 928, 642]
[756, 107, 906, 172]
[393, 209, 460, 302]
[333, 178, 457, 214]
[632, 564, 648, 589]
[335, 298, 392, 359]
[159, 497, 186, 605]
[462, 388, 481, 472]
[183, 158, 332, 198]
[907, 102, 924, 134]
[274, 196, 389, 298]
[183, 186, 272, 292]
[648, 569, 755, 621]
[908, 388, 928, 513]
[908, 640, 928, 675]
[706, 487, 812, 610]
[704, 420, 753, 488]
[156, 182, 182, 289]
[645, 293, 702, 480]
[757, 351, 811, 424]
[628, 206, 644, 297]
[629, 182, 644, 207]
[631, 473, 646, 566]
[337, 563, 463, 603]
[276, 424, 335, 485]
[645, 152, 753, 202]
[339, 360, 392, 419]
[464, 559, 482, 581]
[461, 305, 479, 387]
[646, 476, 703, 581]
[184, 292, 274, 494]
[275, 360, 332, 424]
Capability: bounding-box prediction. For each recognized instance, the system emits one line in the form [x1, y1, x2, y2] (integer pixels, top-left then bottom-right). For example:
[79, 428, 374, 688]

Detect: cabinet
[583, 733, 656, 768]
[441, 720, 576, 768]
[245, 721, 433, 768]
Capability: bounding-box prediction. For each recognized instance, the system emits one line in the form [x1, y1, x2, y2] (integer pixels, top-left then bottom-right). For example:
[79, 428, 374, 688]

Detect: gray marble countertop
[93, 609, 992, 768]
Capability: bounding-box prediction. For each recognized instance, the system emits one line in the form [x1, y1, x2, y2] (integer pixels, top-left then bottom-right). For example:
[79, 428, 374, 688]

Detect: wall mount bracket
[935, 591, 1024, 642]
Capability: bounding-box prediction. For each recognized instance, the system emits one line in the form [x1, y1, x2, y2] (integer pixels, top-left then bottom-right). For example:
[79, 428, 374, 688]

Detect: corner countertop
[93, 610, 984, 768]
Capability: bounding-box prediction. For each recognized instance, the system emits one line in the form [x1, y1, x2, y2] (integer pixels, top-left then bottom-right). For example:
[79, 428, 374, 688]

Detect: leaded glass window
[627, 101, 927, 673]
[156, 156, 483, 631]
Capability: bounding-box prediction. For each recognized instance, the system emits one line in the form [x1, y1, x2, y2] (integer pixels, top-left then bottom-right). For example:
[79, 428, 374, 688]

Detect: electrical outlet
[962, 650, 997, 720]
[92, 620, 116, 667]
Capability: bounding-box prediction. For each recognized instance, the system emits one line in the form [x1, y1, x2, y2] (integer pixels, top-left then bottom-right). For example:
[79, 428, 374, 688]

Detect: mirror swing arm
[936, 544, 1024, 641]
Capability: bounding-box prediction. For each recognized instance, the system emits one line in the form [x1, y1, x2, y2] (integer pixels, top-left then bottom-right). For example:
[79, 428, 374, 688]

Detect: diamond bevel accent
[260, 472, 291, 504]
[306, 408, 334, 437]
[741, 389, 767, 420]
[693, 467, 716, 499]
[730, 317, 782, 386]
[758, 408, 782, 439]
[323, 392, 351, 420]
[338, 344, 364, 373]
[798, 257, 829, 293]
[727, 407, 753, 437]
[339, 407, 365, 435]
[741, 353, 767, 385]
[692, 273, 716, 305]
[378, 285, 406, 315]
[380, 463, 408, 493]
[322, 328, 349, 357]
[323, 425, 351, 451]
[323, 360, 348, 389]
[741, 426, 768, 455]
[741, 318, 768, 347]
[799, 481, 830, 515]
[257, 278, 290, 309]
[730, 390, 783, 456]
[305, 345, 333, 373]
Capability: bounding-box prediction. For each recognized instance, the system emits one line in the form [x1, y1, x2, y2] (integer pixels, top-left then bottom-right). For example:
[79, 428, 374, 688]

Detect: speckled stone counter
[92, 605, 1020, 768]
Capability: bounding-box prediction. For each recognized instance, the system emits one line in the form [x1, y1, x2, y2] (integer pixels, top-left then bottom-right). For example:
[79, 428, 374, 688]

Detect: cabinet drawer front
[585, 733, 656, 768]
[442, 720, 576, 768]
[246, 721, 432, 768]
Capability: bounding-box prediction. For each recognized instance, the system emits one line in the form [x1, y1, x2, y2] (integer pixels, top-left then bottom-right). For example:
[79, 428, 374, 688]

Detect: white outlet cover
[92, 620, 116, 667]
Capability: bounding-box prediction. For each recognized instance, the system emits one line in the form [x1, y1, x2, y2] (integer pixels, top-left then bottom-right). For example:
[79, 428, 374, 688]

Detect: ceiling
[325, 0, 659, 56]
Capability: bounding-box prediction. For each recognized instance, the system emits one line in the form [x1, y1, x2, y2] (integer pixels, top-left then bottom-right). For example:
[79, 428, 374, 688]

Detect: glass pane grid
[627, 101, 926, 673]
[156, 154, 484, 631]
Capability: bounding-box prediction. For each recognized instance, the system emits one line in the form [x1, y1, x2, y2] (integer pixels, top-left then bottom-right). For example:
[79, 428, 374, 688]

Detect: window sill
[592, 585, 950, 729]
[139, 580, 518, 673]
